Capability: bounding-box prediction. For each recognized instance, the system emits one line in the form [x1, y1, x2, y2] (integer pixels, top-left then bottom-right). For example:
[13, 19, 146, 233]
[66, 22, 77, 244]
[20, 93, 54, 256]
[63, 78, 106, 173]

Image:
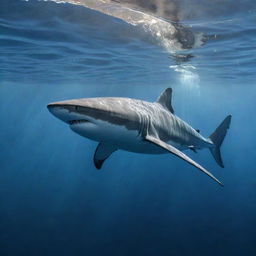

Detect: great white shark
[48, 88, 231, 186]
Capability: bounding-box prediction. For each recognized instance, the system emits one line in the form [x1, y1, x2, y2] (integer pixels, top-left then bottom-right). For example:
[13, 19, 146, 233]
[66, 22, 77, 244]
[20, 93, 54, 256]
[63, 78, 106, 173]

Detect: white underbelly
[69, 119, 169, 154]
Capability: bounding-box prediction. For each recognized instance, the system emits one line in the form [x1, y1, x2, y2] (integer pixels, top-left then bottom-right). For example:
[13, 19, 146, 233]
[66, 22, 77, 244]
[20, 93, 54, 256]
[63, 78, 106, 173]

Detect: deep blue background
[1, 0, 256, 255]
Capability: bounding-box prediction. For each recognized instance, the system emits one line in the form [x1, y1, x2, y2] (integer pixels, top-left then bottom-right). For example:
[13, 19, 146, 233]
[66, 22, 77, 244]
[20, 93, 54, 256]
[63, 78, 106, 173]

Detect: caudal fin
[209, 115, 232, 168]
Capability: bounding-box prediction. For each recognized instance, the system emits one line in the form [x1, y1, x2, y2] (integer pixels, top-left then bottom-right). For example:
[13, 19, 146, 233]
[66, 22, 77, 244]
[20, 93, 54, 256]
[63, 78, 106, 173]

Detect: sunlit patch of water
[169, 64, 200, 89]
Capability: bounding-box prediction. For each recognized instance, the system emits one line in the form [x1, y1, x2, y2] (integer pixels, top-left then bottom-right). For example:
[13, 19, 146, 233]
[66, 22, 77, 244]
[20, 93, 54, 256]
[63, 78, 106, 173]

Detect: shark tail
[209, 115, 232, 168]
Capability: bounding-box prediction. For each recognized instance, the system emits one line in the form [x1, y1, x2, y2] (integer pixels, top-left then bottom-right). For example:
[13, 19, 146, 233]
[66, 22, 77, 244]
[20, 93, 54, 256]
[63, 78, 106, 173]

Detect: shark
[64, 0, 202, 50]
[47, 88, 231, 186]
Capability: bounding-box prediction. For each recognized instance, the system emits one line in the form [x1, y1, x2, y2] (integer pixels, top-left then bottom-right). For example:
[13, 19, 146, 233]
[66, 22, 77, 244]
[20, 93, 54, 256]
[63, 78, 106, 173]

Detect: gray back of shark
[48, 88, 231, 186]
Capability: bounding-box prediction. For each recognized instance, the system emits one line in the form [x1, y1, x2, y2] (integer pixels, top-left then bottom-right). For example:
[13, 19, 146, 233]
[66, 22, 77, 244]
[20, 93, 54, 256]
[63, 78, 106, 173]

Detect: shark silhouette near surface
[67, 0, 201, 50]
[48, 88, 231, 186]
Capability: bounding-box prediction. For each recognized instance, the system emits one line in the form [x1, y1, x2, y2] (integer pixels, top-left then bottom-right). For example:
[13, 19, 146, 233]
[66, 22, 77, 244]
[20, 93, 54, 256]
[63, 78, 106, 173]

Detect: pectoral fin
[94, 143, 117, 169]
[144, 135, 223, 186]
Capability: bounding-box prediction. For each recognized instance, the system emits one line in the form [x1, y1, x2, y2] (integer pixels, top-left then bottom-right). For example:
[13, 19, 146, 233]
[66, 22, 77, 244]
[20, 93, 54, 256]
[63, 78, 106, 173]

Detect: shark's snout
[47, 103, 59, 113]
[47, 104, 70, 123]
[48, 102, 85, 124]
[47, 100, 95, 126]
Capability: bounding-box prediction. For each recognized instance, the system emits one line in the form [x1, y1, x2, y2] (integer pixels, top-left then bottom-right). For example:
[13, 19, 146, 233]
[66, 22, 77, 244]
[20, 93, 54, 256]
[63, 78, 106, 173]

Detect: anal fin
[94, 143, 117, 169]
[144, 135, 223, 186]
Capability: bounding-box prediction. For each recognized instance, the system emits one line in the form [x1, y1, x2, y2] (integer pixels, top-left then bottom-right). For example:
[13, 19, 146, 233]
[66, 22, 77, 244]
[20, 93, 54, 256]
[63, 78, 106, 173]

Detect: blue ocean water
[1, 0, 256, 255]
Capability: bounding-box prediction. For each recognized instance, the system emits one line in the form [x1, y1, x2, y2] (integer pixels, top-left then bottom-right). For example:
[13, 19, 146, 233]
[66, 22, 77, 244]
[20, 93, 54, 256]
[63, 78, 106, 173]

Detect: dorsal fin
[156, 88, 174, 114]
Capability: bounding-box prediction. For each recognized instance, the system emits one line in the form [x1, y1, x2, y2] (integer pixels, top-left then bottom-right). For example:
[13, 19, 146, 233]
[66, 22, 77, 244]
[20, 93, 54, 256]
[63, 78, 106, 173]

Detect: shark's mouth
[69, 120, 90, 125]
